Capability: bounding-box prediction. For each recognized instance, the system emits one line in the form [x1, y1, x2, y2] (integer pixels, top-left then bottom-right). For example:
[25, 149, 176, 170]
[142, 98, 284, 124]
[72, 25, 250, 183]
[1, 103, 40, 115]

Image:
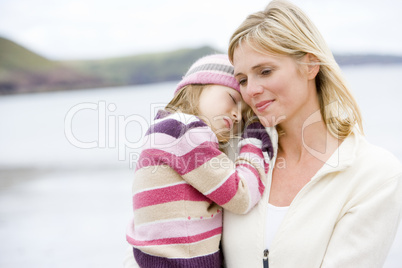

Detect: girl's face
[198, 85, 245, 142]
[233, 42, 318, 128]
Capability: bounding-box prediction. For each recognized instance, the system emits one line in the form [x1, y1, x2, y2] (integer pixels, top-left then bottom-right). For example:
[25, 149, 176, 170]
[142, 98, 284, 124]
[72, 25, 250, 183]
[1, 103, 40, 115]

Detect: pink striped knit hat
[174, 54, 240, 95]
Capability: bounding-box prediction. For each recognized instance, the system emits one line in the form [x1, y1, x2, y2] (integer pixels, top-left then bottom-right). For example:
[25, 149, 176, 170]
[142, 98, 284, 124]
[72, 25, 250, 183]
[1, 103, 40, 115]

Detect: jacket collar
[314, 132, 359, 179]
[266, 126, 360, 180]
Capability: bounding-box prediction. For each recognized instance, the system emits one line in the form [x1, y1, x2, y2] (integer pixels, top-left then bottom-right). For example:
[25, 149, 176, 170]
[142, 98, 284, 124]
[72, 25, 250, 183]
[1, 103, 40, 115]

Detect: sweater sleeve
[321, 173, 402, 267]
[137, 113, 270, 214]
[177, 120, 270, 215]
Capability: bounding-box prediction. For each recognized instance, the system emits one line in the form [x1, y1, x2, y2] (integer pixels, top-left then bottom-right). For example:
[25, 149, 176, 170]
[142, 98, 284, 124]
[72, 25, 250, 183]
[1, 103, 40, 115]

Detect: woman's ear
[306, 53, 320, 80]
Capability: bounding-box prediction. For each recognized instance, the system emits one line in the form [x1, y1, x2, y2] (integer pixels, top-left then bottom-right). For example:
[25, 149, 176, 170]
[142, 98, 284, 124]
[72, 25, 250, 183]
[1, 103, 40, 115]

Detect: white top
[265, 203, 289, 250]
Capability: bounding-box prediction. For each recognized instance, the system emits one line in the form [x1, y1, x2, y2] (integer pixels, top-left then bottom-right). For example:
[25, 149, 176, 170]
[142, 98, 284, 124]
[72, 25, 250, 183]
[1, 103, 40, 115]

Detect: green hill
[62, 46, 221, 86]
[0, 36, 220, 95]
[0, 37, 102, 94]
[1, 36, 402, 95]
[0, 37, 56, 72]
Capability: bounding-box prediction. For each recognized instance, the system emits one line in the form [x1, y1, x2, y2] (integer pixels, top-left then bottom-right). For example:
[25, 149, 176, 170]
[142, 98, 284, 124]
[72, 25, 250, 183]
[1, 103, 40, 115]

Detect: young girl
[125, 54, 273, 268]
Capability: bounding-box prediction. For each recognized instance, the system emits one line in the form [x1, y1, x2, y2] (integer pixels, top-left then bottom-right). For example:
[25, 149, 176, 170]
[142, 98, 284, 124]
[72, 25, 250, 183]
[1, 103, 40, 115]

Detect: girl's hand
[241, 121, 274, 159]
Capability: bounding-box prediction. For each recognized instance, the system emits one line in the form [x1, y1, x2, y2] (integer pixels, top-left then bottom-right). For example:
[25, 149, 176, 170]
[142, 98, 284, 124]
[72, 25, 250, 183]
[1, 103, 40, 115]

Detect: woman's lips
[255, 100, 274, 112]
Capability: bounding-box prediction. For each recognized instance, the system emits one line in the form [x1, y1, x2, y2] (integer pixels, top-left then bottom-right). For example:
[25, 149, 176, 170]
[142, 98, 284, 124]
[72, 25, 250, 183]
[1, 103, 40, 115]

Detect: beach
[0, 168, 132, 267]
[1, 65, 402, 267]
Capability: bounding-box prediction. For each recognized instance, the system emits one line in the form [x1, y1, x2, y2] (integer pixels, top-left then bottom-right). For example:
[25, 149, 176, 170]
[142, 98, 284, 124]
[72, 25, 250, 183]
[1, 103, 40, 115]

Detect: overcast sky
[1, 0, 402, 60]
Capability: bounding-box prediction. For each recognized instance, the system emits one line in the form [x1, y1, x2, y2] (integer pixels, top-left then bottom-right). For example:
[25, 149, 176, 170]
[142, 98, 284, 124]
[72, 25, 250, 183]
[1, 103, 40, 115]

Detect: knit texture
[126, 110, 270, 267]
[174, 54, 240, 95]
[133, 247, 222, 268]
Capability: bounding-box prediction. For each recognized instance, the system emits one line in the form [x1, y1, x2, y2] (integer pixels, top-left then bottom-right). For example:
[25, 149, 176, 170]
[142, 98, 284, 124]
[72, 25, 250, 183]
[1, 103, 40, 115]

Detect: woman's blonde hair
[228, 0, 363, 139]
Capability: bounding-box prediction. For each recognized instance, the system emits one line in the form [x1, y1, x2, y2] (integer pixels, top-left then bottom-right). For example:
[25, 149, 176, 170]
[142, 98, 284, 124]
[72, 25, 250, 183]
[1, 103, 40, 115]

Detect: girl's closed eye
[229, 93, 237, 104]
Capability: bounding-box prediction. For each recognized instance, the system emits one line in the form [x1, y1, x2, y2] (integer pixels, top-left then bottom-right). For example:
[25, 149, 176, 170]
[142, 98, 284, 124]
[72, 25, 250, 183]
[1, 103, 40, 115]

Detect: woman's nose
[246, 78, 264, 97]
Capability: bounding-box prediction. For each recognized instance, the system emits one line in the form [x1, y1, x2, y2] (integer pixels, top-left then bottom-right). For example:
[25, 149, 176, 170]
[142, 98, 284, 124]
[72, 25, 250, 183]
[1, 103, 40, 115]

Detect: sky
[1, 0, 402, 60]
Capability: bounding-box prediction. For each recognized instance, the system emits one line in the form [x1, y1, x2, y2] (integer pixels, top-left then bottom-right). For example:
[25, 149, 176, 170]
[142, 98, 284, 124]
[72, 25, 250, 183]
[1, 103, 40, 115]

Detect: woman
[222, 0, 402, 267]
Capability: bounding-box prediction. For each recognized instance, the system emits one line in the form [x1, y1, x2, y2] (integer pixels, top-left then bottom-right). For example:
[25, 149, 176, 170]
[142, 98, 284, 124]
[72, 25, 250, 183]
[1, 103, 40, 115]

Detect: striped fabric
[174, 54, 240, 95]
[126, 110, 269, 268]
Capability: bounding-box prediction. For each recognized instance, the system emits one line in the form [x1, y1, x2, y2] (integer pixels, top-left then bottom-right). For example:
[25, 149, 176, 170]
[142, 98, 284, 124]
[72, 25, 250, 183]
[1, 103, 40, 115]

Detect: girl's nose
[232, 108, 242, 124]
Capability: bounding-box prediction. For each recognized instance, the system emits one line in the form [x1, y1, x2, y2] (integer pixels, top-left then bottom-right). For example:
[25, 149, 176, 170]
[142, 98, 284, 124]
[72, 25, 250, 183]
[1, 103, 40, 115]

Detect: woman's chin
[256, 114, 285, 128]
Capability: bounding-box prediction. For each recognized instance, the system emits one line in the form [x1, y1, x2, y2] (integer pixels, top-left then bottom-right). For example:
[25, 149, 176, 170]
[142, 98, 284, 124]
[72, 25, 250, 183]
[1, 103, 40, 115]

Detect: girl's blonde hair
[228, 0, 363, 140]
[165, 84, 204, 115]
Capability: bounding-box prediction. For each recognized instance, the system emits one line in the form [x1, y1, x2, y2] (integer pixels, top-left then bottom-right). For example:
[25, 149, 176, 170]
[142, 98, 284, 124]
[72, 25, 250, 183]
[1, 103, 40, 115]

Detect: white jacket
[222, 130, 402, 268]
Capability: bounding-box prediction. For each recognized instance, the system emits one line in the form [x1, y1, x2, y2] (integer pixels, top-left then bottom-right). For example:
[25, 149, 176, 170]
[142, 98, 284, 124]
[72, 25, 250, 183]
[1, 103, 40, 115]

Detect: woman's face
[233, 43, 318, 128]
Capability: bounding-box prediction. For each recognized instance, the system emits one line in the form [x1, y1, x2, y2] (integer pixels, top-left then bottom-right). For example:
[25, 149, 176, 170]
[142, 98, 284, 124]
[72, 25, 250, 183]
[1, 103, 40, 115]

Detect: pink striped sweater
[126, 110, 272, 268]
